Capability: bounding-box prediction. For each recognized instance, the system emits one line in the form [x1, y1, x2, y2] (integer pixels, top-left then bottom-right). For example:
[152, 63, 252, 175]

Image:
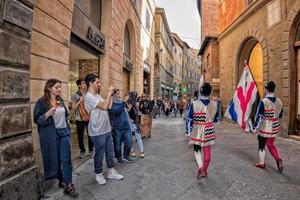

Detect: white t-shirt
[53, 106, 67, 128]
[84, 92, 111, 136]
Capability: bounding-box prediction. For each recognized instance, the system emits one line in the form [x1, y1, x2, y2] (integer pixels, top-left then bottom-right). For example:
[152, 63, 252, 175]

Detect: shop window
[90, 0, 101, 28]
[123, 25, 131, 57]
[146, 8, 150, 31]
[75, 0, 101, 28]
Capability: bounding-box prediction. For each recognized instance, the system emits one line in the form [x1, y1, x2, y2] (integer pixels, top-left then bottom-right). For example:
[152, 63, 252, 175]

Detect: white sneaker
[107, 168, 124, 180]
[95, 173, 107, 185]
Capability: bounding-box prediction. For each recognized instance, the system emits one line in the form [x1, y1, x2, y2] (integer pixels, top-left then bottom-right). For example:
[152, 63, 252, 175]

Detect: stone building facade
[0, 0, 145, 198]
[0, 0, 42, 199]
[154, 7, 175, 98]
[197, 0, 220, 97]
[140, 0, 156, 97]
[172, 33, 184, 99]
[218, 0, 300, 135]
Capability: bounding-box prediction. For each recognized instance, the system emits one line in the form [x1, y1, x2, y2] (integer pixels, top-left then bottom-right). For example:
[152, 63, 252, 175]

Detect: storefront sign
[88, 27, 105, 49]
[3, 0, 33, 31]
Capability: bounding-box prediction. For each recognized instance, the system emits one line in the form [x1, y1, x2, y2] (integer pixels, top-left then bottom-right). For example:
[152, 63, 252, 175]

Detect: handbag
[76, 91, 89, 122]
[78, 101, 89, 122]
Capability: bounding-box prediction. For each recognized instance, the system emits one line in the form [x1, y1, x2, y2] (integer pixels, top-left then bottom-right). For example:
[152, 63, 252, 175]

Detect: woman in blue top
[34, 79, 78, 197]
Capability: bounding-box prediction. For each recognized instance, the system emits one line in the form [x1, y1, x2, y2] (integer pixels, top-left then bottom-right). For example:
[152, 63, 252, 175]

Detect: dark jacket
[139, 99, 152, 114]
[108, 101, 130, 130]
[33, 96, 70, 180]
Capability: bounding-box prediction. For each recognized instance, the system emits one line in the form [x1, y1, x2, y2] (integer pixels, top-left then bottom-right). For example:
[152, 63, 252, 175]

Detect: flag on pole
[198, 69, 205, 100]
[224, 63, 258, 131]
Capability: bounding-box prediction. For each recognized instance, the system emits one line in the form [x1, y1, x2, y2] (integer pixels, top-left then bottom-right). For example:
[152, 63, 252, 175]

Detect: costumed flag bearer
[252, 81, 284, 172]
[186, 83, 220, 178]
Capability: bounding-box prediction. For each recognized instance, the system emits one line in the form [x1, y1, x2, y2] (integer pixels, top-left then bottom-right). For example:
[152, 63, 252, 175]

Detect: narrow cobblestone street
[43, 117, 300, 200]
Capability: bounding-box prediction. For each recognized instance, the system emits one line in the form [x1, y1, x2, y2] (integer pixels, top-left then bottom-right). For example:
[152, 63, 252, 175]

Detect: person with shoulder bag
[71, 79, 94, 159]
[34, 79, 78, 197]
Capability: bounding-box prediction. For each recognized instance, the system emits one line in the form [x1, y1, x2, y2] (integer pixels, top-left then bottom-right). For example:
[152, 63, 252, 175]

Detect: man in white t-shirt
[84, 73, 124, 185]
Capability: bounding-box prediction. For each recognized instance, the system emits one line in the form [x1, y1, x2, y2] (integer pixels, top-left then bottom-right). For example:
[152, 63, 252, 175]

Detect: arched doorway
[122, 20, 136, 97]
[290, 12, 300, 133]
[237, 38, 264, 98]
[123, 24, 131, 97]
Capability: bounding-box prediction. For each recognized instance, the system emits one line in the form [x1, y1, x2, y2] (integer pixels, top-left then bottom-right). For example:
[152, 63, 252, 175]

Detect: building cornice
[198, 36, 218, 55]
[218, 0, 271, 40]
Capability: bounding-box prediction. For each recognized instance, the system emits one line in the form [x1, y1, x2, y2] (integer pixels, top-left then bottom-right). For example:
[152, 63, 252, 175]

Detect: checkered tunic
[258, 98, 283, 138]
[186, 100, 218, 147]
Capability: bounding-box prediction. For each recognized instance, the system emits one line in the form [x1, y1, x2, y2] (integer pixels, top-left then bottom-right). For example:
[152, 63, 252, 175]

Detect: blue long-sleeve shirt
[186, 98, 220, 135]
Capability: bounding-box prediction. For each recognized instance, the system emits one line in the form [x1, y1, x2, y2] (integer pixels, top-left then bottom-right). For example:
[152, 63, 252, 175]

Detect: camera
[113, 89, 120, 95]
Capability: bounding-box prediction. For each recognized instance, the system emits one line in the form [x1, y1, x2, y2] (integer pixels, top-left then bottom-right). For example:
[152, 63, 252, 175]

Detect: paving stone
[43, 117, 300, 200]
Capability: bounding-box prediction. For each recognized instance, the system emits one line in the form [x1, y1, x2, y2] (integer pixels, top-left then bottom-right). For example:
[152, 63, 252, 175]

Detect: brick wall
[78, 59, 99, 78]
[201, 0, 219, 39]
[218, 0, 246, 34]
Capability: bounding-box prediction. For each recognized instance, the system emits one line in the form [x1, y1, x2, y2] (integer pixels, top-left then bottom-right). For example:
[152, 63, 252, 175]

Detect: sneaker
[79, 152, 85, 159]
[87, 151, 94, 158]
[64, 184, 78, 198]
[107, 168, 124, 180]
[276, 159, 284, 173]
[95, 173, 107, 185]
[123, 156, 133, 163]
[117, 157, 123, 164]
[253, 163, 266, 169]
[140, 152, 145, 159]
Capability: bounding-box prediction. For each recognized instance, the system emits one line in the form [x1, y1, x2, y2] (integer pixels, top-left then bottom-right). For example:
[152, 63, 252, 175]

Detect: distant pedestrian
[139, 94, 153, 138]
[34, 78, 78, 197]
[186, 83, 220, 178]
[177, 98, 185, 117]
[252, 81, 284, 173]
[71, 78, 94, 159]
[84, 73, 124, 185]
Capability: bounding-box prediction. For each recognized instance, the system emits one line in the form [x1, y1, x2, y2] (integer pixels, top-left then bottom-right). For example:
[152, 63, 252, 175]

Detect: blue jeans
[113, 128, 132, 158]
[91, 132, 115, 174]
[56, 128, 72, 185]
[133, 128, 144, 152]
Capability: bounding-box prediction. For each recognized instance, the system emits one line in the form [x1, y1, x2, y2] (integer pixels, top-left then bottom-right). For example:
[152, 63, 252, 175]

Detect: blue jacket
[33, 96, 70, 180]
[108, 101, 130, 130]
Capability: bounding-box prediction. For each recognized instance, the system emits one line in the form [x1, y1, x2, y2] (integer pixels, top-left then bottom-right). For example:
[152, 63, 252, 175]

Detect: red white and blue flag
[224, 64, 258, 131]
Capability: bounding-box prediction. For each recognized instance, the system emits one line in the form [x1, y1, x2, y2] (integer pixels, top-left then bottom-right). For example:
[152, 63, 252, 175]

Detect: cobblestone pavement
[43, 117, 300, 200]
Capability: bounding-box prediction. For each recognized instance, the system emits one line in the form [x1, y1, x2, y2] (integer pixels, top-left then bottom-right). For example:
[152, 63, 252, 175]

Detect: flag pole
[244, 60, 261, 99]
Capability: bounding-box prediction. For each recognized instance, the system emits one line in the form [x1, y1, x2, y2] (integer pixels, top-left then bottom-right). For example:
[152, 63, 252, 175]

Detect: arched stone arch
[122, 19, 137, 95]
[281, 1, 300, 134]
[232, 28, 269, 89]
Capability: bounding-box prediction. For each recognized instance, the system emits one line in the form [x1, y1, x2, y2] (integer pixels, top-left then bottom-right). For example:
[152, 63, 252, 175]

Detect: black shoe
[64, 184, 78, 198]
[58, 181, 66, 189]
[117, 158, 123, 164]
[276, 159, 284, 173]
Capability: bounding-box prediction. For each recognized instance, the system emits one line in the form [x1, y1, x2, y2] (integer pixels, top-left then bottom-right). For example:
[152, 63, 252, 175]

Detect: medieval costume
[252, 81, 284, 172]
[186, 83, 220, 178]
